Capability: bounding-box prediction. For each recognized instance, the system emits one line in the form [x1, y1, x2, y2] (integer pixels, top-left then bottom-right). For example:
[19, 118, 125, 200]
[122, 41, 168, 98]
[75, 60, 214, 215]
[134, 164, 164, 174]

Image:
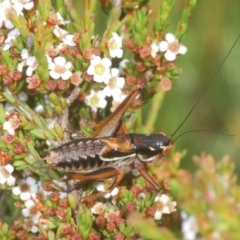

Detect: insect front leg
[66, 167, 125, 202]
[133, 158, 161, 192]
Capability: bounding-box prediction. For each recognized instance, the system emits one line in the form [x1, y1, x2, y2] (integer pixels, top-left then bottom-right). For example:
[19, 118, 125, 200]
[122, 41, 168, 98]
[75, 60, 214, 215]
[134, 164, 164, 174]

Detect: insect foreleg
[133, 158, 161, 191]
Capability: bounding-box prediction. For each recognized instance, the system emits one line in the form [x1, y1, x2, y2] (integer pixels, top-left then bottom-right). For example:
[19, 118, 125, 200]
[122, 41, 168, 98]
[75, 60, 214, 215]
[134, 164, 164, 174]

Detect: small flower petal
[158, 33, 187, 61]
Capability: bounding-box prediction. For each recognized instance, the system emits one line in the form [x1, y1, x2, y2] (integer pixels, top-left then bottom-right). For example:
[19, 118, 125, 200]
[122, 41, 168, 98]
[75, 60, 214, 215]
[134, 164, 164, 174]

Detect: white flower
[53, 24, 76, 47]
[137, 192, 146, 199]
[3, 28, 20, 50]
[103, 68, 125, 101]
[22, 201, 42, 227]
[12, 177, 39, 201]
[87, 56, 112, 83]
[12, 0, 34, 14]
[31, 211, 42, 224]
[59, 191, 67, 199]
[119, 59, 129, 75]
[62, 34, 76, 47]
[18, 91, 28, 101]
[26, 56, 38, 76]
[4, 103, 14, 112]
[91, 202, 106, 215]
[24, 199, 35, 208]
[154, 194, 177, 220]
[21, 48, 29, 59]
[158, 33, 187, 61]
[3, 121, 15, 135]
[150, 42, 159, 58]
[56, 12, 70, 25]
[22, 205, 38, 218]
[17, 49, 38, 76]
[34, 104, 44, 114]
[181, 212, 198, 240]
[109, 93, 127, 112]
[95, 180, 119, 199]
[36, 181, 51, 198]
[0, 164, 16, 186]
[53, 25, 68, 38]
[108, 32, 123, 58]
[154, 210, 163, 220]
[144, 69, 153, 81]
[85, 90, 107, 112]
[48, 56, 72, 80]
[0, 0, 14, 29]
[23, 219, 39, 233]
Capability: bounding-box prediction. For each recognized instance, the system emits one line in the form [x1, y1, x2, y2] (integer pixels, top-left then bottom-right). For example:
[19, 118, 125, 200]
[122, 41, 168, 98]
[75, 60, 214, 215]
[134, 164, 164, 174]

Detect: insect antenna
[173, 130, 235, 143]
[171, 34, 240, 138]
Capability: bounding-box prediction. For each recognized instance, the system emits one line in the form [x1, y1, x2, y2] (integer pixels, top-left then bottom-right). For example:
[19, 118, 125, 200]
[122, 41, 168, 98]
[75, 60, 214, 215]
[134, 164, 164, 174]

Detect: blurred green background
[148, 0, 240, 171]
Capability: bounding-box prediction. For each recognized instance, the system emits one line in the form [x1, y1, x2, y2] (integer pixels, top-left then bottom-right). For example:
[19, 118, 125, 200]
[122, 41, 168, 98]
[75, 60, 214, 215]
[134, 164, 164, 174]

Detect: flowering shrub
[0, 0, 240, 239]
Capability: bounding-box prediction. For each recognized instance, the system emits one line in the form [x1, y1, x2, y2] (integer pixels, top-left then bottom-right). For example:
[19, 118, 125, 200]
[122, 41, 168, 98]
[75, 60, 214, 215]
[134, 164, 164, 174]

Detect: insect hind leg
[65, 167, 125, 202]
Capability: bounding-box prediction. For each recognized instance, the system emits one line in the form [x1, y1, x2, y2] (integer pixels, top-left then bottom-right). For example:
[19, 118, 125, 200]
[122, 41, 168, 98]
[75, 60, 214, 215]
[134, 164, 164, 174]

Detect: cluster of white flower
[1, 0, 74, 81]
[53, 13, 76, 48]
[12, 177, 41, 233]
[11, 176, 67, 233]
[90, 191, 177, 223]
[0, 0, 33, 50]
[0, 0, 187, 114]
[85, 32, 187, 111]
[85, 32, 126, 111]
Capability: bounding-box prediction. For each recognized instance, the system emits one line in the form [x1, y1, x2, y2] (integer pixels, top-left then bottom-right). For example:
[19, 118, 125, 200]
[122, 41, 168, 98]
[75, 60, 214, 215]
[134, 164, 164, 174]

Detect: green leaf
[68, 193, 78, 210]
[33, 115, 47, 129]
[49, 93, 59, 106]
[13, 160, 26, 167]
[53, 122, 64, 139]
[27, 142, 40, 158]
[2, 92, 16, 104]
[0, 104, 5, 123]
[30, 129, 46, 139]
[44, 129, 57, 140]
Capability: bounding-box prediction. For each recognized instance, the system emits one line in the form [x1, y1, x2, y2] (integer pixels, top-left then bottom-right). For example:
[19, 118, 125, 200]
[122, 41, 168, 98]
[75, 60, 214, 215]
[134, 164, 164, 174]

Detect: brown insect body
[47, 86, 173, 200]
[47, 133, 172, 173]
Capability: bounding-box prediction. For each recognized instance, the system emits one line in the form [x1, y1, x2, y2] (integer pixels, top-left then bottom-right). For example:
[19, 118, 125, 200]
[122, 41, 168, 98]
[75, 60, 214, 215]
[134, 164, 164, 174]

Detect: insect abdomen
[47, 138, 108, 172]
